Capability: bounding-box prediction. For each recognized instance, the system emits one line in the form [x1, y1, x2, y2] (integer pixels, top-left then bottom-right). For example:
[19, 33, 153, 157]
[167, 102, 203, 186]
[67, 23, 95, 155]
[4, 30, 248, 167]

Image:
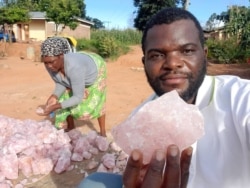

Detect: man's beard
[145, 60, 207, 103]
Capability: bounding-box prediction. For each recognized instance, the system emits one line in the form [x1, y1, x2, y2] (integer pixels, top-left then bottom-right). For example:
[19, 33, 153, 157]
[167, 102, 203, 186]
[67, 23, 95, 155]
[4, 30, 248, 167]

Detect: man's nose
[163, 53, 184, 69]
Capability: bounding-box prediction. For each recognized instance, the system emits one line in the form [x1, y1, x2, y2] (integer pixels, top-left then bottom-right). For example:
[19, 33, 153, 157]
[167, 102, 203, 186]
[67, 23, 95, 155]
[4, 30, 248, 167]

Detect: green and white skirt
[54, 52, 107, 129]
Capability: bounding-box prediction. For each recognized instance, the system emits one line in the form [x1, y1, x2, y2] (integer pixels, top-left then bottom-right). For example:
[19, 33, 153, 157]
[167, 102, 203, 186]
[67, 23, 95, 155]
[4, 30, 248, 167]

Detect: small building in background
[203, 26, 228, 41]
[13, 11, 93, 42]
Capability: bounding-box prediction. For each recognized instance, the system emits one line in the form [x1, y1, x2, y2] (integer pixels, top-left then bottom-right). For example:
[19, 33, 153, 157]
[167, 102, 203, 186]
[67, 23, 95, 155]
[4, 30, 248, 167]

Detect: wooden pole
[183, 0, 190, 10]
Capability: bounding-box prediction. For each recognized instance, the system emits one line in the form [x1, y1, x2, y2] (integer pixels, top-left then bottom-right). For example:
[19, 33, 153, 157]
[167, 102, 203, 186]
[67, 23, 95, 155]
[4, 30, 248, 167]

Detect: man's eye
[149, 53, 165, 60]
[183, 49, 195, 55]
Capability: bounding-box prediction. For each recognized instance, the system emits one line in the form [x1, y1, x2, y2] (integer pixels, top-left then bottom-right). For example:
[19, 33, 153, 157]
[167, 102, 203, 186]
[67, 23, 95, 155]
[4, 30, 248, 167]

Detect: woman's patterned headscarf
[41, 37, 70, 57]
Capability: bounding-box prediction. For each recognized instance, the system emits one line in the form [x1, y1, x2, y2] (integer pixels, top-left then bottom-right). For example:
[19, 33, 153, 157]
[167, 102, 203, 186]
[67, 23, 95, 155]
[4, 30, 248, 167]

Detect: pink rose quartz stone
[112, 90, 204, 164]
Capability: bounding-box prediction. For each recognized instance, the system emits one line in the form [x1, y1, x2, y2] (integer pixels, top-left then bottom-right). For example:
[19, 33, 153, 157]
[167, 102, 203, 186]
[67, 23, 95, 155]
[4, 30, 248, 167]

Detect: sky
[85, 0, 249, 29]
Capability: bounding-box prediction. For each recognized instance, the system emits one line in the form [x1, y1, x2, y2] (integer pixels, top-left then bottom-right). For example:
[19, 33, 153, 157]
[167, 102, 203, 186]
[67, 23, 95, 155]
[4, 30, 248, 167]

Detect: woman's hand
[44, 103, 61, 114]
[46, 94, 58, 106]
[36, 103, 62, 116]
[36, 94, 61, 116]
[123, 144, 193, 188]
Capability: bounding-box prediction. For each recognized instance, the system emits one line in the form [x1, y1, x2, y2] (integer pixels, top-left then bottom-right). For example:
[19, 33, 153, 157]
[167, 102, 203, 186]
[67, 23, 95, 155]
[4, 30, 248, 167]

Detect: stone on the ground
[112, 90, 204, 164]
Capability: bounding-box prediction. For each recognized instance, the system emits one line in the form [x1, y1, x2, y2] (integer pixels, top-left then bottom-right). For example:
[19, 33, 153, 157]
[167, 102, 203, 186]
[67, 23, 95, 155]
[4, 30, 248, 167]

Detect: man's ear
[142, 56, 145, 65]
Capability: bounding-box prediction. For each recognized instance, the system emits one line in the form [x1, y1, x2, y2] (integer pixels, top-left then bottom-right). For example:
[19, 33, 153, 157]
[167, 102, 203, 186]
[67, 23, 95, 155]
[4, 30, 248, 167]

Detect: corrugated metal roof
[29, 12, 46, 19]
[28, 11, 93, 25]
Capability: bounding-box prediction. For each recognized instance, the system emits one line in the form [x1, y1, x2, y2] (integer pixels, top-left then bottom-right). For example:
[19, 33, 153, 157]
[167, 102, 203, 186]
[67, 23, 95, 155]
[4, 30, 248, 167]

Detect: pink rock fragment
[95, 136, 109, 151]
[86, 130, 98, 145]
[96, 164, 109, 173]
[66, 164, 74, 171]
[73, 137, 90, 154]
[102, 153, 116, 169]
[35, 107, 44, 115]
[116, 151, 128, 161]
[0, 183, 11, 188]
[87, 160, 99, 170]
[0, 152, 19, 179]
[71, 152, 84, 162]
[88, 146, 99, 155]
[0, 114, 126, 182]
[67, 129, 82, 145]
[5, 133, 30, 154]
[14, 183, 24, 188]
[112, 90, 204, 164]
[18, 156, 33, 178]
[32, 158, 53, 175]
[82, 151, 92, 160]
[54, 148, 72, 174]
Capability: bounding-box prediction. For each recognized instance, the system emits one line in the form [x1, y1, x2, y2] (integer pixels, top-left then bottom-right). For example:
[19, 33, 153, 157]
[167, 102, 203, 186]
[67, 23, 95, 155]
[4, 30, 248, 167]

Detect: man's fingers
[141, 150, 166, 188]
[162, 144, 181, 188]
[123, 146, 192, 188]
[123, 149, 143, 188]
[180, 147, 193, 188]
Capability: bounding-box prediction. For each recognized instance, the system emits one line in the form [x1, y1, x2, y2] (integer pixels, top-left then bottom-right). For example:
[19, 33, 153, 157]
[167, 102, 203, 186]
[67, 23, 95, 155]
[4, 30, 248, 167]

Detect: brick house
[13, 11, 93, 42]
[203, 26, 228, 41]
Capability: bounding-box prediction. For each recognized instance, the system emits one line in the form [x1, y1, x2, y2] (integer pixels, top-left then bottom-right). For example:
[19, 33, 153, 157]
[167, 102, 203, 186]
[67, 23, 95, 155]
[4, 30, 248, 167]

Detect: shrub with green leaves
[76, 38, 98, 53]
[206, 37, 243, 64]
[94, 36, 118, 58]
[76, 29, 141, 59]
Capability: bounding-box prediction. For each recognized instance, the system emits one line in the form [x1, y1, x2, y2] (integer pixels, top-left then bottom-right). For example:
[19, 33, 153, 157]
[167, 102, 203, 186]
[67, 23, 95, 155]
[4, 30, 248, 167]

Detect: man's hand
[123, 144, 193, 188]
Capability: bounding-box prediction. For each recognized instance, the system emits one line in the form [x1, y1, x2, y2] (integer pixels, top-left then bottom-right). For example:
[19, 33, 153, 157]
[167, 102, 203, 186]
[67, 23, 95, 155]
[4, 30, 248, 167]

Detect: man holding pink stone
[78, 7, 250, 188]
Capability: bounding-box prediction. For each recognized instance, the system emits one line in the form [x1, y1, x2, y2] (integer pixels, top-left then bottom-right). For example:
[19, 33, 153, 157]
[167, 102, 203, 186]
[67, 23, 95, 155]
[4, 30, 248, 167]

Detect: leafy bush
[76, 38, 98, 53]
[206, 37, 243, 64]
[94, 35, 118, 58]
[76, 29, 141, 60]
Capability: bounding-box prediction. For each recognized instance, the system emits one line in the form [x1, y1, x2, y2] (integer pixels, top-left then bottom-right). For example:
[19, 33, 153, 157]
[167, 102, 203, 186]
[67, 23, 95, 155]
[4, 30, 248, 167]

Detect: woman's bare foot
[65, 123, 75, 132]
[100, 131, 107, 137]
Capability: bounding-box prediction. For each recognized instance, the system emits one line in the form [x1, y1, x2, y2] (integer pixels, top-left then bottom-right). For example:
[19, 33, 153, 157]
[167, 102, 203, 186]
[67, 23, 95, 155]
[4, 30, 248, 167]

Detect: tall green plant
[45, 0, 81, 35]
[91, 29, 141, 45]
[227, 6, 250, 60]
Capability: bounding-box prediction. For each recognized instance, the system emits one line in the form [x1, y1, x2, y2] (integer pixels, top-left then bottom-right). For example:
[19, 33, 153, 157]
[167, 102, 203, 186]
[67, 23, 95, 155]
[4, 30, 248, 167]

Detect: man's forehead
[145, 20, 199, 47]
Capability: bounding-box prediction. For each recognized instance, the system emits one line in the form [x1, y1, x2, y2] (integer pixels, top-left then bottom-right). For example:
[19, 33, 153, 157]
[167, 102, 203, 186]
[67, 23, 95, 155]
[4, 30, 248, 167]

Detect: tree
[44, 0, 81, 35]
[75, 0, 86, 18]
[183, 0, 190, 10]
[86, 16, 105, 29]
[0, 5, 29, 42]
[16, 0, 40, 11]
[226, 6, 249, 36]
[0, 0, 86, 15]
[226, 6, 250, 56]
[207, 5, 250, 61]
[205, 13, 223, 30]
[133, 0, 186, 31]
[0, 6, 29, 25]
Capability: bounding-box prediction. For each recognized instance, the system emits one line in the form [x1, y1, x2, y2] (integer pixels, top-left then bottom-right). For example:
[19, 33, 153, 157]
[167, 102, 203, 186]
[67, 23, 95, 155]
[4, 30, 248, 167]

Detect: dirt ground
[0, 42, 250, 187]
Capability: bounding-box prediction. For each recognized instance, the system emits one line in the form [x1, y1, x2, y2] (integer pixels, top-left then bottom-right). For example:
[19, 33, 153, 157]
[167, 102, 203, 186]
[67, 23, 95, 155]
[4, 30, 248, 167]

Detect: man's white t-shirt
[136, 75, 250, 188]
[188, 75, 250, 188]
